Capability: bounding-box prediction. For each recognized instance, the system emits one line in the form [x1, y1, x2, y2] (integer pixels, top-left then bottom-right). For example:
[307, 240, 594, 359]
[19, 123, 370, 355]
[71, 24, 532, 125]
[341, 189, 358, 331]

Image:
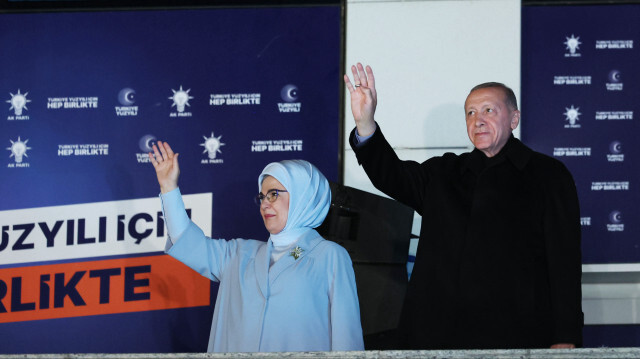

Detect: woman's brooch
[290, 246, 304, 260]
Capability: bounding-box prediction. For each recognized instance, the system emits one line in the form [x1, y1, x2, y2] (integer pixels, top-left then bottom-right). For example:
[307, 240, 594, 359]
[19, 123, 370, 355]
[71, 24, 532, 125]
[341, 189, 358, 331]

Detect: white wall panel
[343, 0, 521, 191]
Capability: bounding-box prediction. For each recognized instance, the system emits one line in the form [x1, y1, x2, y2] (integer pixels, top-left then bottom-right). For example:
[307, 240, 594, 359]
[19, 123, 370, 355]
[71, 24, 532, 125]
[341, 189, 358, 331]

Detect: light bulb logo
[169, 85, 193, 113]
[7, 136, 31, 163]
[7, 89, 31, 116]
[564, 34, 581, 54]
[200, 132, 225, 159]
[564, 105, 581, 125]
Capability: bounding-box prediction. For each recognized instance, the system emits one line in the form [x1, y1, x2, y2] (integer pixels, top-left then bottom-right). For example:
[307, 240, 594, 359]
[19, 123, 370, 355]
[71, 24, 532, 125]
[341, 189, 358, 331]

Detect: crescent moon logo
[280, 84, 299, 103]
[608, 70, 621, 83]
[139, 134, 157, 152]
[118, 88, 136, 106]
[609, 141, 622, 154]
[609, 211, 622, 224]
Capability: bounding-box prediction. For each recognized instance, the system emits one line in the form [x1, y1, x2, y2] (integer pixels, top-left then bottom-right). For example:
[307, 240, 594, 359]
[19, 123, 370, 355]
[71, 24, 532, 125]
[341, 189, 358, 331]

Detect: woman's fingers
[157, 141, 170, 161]
[163, 141, 175, 158]
[149, 141, 175, 168]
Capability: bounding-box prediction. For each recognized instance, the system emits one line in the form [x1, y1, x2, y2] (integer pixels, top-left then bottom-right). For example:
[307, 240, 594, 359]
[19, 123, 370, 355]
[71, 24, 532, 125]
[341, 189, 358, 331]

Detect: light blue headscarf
[258, 160, 331, 247]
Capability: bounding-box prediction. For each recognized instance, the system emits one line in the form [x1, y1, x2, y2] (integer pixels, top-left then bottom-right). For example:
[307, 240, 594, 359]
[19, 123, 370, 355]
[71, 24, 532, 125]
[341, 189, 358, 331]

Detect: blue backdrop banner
[522, 4, 639, 264]
[0, 5, 342, 353]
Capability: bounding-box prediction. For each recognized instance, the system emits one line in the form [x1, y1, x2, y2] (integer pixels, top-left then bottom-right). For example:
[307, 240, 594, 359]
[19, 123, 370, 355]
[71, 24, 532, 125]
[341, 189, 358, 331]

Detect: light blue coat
[166, 221, 364, 352]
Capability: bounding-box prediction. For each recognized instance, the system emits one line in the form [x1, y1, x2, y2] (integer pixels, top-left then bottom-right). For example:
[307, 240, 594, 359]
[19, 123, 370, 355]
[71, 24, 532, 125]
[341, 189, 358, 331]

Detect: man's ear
[511, 110, 521, 130]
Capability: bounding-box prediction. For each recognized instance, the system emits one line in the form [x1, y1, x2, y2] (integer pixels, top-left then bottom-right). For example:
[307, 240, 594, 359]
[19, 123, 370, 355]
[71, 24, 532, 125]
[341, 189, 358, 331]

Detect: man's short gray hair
[469, 82, 518, 111]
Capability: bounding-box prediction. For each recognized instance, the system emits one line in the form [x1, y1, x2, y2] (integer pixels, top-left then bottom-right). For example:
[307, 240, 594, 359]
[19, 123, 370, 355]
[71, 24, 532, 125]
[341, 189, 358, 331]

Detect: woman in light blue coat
[149, 141, 364, 353]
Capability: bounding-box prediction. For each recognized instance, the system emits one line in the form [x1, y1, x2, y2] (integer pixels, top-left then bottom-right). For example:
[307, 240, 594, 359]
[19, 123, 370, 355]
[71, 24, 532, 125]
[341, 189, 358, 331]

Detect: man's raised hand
[344, 63, 377, 137]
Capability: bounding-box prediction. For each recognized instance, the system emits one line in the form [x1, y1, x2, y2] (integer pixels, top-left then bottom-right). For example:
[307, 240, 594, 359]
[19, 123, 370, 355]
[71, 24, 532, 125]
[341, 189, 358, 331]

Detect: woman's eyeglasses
[254, 189, 287, 206]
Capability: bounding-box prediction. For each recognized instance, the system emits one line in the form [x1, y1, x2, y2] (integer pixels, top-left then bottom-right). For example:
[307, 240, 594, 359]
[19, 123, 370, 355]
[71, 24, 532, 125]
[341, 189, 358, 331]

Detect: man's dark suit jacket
[350, 125, 583, 349]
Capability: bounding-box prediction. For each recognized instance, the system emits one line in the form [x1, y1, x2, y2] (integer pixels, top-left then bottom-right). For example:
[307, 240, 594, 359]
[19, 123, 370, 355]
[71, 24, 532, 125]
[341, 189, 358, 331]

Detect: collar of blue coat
[268, 228, 325, 261]
[256, 229, 326, 293]
[258, 160, 331, 248]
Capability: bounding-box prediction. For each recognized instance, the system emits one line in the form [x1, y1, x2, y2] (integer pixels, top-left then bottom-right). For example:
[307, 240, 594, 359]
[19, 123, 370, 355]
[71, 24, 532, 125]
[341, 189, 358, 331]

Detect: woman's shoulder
[311, 237, 353, 262]
[211, 237, 267, 259]
[232, 237, 267, 249]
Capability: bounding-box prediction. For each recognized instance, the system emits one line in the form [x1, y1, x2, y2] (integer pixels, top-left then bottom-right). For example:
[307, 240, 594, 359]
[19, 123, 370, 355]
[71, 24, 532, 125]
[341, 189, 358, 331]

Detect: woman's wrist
[160, 183, 178, 194]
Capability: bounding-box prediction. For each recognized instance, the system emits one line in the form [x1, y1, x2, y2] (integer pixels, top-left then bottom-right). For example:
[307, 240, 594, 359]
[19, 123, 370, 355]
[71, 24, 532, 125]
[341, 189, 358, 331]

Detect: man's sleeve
[542, 160, 584, 346]
[349, 123, 429, 214]
[353, 123, 377, 146]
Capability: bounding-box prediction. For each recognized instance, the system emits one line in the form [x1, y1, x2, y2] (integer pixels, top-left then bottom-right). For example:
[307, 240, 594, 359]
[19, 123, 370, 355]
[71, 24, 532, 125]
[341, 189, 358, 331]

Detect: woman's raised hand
[148, 140, 180, 194]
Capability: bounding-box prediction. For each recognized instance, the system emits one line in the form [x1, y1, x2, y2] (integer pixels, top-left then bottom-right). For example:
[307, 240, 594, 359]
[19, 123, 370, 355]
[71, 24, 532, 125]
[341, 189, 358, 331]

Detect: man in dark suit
[344, 63, 583, 349]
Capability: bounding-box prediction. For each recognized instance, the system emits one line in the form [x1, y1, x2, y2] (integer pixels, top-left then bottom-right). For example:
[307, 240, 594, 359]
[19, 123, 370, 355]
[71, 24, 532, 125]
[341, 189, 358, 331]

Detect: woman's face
[259, 176, 290, 234]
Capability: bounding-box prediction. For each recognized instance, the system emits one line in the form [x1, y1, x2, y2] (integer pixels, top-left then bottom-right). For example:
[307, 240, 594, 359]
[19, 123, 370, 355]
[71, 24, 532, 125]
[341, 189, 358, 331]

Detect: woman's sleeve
[329, 246, 365, 351]
[159, 187, 191, 249]
[160, 187, 236, 282]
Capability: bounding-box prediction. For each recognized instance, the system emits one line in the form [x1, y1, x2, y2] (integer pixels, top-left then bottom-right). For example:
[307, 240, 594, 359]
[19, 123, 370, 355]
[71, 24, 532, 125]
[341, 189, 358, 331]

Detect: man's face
[464, 87, 520, 158]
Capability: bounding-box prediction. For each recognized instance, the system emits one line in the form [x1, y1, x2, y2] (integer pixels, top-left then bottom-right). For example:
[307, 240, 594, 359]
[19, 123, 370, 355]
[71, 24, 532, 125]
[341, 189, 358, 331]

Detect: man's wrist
[355, 122, 377, 145]
[355, 121, 376, 137]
